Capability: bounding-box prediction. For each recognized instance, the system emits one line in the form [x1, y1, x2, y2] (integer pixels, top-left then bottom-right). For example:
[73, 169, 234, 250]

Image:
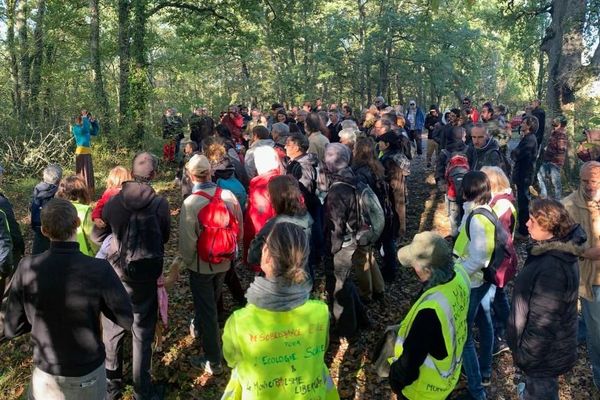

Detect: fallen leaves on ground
[0, 155, 597, 400]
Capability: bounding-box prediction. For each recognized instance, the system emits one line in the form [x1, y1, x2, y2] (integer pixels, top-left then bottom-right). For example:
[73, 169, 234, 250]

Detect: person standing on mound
[72, 109, 99, 196]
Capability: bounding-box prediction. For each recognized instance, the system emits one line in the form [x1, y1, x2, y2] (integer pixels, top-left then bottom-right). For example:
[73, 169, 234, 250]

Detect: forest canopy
[0, 0, 598, 174]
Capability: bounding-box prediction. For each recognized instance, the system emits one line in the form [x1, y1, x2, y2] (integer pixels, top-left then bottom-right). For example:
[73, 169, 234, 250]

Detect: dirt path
[0, 151, 596, 399]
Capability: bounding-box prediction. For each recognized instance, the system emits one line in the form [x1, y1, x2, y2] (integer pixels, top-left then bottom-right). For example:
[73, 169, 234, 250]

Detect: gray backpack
[334, 181, 385, 246]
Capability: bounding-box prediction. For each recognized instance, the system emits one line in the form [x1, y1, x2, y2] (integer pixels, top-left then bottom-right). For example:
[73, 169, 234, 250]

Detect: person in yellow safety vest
[221, 222, 339, 400]
[452, 171, 497, 400]
[56, 176, 97, 256]
[388, 231, 470, 400]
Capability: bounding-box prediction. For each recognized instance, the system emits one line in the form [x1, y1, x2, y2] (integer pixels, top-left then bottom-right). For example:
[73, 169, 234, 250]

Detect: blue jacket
[72, 117, 99, 148]
[405, 107, 425, 131]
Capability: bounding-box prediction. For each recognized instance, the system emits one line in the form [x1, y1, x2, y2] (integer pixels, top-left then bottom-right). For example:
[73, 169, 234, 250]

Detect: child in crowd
[92, 166, 131, 258]
[56, 175, 97, 256]
[30, 164, 63, 255]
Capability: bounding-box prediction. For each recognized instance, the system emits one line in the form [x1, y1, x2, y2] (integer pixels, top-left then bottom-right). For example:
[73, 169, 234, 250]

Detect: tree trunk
[29, 0, 46, 123]
[16, 0, 31, 118]
[90, 0, 111, 134]
[7, 0, 21, 119]
[117, 0, 131, 127]
[357, 0, 366, 108]
[130, 0, 148, 141]
[541, 0, 600, 179]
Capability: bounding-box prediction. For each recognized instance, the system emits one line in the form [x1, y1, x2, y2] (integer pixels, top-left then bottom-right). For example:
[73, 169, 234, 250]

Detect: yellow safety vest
[221, 300, 339, 400]
[389, 264, 470, 400]
[453, 207, 496, 283]
[73, 202, 94, 256]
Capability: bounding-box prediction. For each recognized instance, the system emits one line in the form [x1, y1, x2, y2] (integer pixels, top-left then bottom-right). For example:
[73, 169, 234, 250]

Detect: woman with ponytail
[221, 223, 339, 400]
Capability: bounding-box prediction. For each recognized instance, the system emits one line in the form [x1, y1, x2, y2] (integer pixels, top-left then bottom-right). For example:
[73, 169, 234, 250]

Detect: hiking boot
[481, 377, 491, 387]
[190, 355, 224, 376]
[493, 337, 510, 356]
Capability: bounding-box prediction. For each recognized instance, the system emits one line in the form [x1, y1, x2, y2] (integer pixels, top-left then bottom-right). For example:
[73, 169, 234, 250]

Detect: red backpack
[442, 150, 470, 201]
[193, 187, 239, 266]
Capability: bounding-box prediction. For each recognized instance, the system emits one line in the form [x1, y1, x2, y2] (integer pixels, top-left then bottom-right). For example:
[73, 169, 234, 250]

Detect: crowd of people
[0, 95, 598, 400]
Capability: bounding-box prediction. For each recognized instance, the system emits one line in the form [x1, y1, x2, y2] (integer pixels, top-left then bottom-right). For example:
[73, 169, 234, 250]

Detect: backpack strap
[489, 193, 513, 208]
[192, 186, 222, 201]
[465, 207, 496, 240]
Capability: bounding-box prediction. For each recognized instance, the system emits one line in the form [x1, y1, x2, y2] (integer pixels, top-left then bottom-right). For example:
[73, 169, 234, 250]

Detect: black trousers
[103, 278, 158, 400]
[516, 182, 530, 235]
[409, 130, 423, 155]
[325, 245, 368, 338]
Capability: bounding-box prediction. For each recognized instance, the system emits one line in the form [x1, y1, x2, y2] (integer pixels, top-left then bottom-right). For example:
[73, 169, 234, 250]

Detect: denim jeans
[463, 283, 494, 400]
[491, 286, 510, 339]
[517, 375, 559, 400]
[446, 197, 463, 237]
[582, 286, 600, 389]
[29, 364, 106, 400]
[537, 162, 562, 200]
[189, 270, 227, 365]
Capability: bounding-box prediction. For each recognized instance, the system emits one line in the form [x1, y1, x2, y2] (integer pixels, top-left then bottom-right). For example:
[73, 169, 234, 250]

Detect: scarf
[245, 276, 312, 311]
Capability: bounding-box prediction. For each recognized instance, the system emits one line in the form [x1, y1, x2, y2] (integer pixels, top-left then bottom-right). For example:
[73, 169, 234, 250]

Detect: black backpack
[465, 207, 518, 288]
[0, 210, 13, 278]
[109, 196, 164, 271]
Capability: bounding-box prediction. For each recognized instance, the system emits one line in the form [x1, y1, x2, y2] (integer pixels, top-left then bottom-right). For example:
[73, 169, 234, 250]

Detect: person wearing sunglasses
[405, 100, 425, 156]
[462, 97, 480, 123]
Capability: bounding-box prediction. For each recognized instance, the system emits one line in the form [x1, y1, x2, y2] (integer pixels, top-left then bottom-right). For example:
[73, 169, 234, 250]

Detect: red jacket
[243, 169, 281, 270]
[92, 187, 120, 221]
[221, 112, 244, 143]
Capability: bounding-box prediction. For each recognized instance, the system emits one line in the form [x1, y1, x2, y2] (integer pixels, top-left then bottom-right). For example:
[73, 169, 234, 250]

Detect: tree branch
[147, 2, 233, 26]
[504, 1, 552, 20]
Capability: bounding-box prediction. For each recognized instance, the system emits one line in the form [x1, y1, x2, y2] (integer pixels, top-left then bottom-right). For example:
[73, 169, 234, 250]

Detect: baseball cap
[186, 154, 211, 177]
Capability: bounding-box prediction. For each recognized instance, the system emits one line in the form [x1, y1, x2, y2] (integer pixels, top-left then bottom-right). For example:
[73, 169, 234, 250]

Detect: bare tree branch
[147, 2, 233, 26]
[504, 1, 552, 20]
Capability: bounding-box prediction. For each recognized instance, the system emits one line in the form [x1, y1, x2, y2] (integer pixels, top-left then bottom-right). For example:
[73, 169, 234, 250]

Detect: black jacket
[424, 114, 441, 139]
[3, 242, 133, 376]
[99, 181, 170, 281]
[466, 138, 503, 172]
[389, 304, 447, 395]
[507, 225, 585, 377]
[287, 152, 318, 195]
[324, 168, 359, 255]
[532, 107, 546, 146]
[511, 133, 538, 185]
[0, 194, 24, 262]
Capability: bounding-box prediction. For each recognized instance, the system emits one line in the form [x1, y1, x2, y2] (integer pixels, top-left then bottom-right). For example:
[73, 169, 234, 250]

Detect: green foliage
[0, 0, 597, 155]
